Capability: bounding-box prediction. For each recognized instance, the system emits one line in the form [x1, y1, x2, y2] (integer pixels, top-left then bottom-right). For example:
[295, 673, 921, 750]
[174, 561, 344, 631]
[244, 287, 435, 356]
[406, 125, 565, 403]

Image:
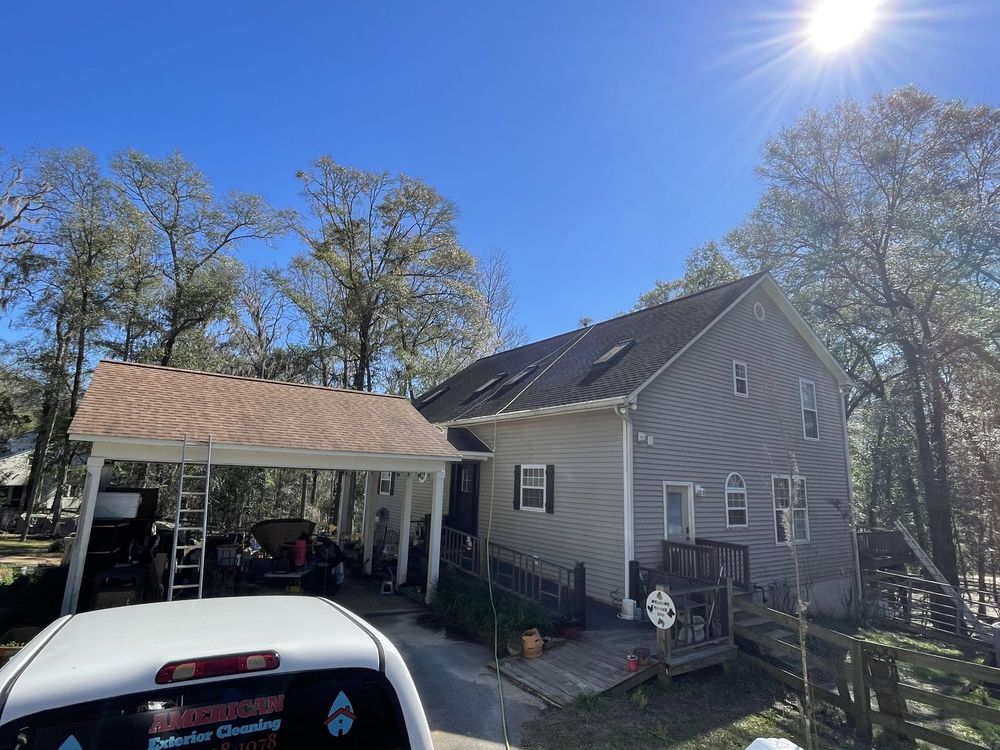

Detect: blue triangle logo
[324, 691, 356, 736]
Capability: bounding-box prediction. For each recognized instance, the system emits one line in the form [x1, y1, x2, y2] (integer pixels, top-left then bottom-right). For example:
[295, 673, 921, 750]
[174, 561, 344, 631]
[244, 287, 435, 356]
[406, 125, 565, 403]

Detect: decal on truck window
[324, 692, 356, 737]
[146, 693, 284, 750]
[0, 669, 406, 750]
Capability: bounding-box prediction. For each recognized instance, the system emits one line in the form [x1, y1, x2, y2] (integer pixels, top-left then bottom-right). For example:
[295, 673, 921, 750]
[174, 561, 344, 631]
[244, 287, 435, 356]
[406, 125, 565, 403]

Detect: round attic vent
[753, 302, 766, 321]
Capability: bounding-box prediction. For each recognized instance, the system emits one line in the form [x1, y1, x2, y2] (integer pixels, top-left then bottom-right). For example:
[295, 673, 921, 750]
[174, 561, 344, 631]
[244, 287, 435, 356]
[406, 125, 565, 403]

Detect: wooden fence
[663, 538, 751, 591]
[734, 598, 1000, 750]
[440, 525, 587, 625]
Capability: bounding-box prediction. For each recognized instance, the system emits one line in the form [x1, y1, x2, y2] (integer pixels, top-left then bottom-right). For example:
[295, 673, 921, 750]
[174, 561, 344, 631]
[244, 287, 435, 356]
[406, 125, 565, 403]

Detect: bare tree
[478, 248, 527, 354]
[0, 148, 49, 313]
[112, 150, 285, 365]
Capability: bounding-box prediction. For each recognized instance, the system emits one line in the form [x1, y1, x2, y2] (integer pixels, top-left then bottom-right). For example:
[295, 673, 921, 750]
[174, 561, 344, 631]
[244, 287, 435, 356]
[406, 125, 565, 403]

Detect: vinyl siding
[455, 410, 626, 601]
[631, 287, 856, 591]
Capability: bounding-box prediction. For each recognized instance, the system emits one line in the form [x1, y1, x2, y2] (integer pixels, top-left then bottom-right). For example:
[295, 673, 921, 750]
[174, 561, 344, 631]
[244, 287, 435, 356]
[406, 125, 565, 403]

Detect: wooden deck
[492, 626, 738, 707]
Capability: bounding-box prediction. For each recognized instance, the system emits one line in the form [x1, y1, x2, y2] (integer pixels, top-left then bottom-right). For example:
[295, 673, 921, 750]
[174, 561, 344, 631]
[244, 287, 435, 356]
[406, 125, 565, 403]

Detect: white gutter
[441, 395, 630, 427]
[69, 434, 462, 463]
[615, 402, 636, 600]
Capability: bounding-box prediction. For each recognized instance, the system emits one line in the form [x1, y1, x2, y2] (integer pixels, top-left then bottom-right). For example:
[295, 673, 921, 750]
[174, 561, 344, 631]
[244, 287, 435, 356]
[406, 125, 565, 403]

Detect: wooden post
[573, 562, 587, 629]
[993, 623, 1000, 668]
[61, 455, 105, 615]
[849, 639, 872, 741]
[424, 470, 445, 604]
[725, 577, 734, 646]
[396, 473, 414, 588]
[336, 471, 352, 544]
[656, 583, 672, 681]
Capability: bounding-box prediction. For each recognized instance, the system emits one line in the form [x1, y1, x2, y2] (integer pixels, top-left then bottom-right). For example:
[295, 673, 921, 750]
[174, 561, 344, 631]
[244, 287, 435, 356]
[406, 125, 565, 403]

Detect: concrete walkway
[371, 612, 547, 750]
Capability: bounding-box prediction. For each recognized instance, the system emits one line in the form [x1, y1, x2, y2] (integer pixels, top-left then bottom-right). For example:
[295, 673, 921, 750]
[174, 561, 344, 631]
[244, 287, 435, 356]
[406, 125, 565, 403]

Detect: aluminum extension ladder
[167, 435, 213, 601]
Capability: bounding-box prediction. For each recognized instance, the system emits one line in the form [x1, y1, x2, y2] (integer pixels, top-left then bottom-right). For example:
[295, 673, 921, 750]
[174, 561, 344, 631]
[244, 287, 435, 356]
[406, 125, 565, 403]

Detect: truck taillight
[155, 651, 280, 684]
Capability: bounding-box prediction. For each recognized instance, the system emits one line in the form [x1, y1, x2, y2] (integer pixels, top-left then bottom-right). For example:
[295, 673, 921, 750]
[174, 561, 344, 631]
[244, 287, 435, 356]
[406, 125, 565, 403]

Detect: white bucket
[620, 598, 637, 620]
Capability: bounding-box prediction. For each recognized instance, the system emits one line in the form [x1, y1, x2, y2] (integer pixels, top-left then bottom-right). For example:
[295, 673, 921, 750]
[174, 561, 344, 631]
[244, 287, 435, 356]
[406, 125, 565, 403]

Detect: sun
[806, 0, 880, 53]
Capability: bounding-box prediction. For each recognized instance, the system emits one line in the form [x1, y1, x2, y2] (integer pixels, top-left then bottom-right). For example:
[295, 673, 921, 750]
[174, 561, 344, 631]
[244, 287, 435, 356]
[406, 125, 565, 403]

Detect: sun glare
[807, 0, 880, 53]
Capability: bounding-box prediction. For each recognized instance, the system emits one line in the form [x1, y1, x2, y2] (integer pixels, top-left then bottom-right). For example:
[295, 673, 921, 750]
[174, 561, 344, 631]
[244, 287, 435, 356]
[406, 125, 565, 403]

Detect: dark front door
[448, 462, 480, 535]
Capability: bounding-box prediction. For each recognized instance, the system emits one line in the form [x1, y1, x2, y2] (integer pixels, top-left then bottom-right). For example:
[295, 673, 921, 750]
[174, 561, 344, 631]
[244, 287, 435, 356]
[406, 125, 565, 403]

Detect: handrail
[439, 525, 586, 623]
[662, 538, 750, 591]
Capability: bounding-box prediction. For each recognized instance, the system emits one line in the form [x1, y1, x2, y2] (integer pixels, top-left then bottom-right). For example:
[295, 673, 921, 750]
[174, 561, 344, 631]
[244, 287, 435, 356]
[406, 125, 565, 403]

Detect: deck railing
[662, 538, 750, 591]
[856, 529, 915, 569]
[440, 525, 587, 625]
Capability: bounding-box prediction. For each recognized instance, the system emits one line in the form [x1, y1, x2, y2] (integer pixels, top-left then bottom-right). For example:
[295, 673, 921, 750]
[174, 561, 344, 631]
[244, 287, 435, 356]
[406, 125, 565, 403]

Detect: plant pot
[521, 628, 543, 659]
[560, 619, 583, 640]
[506, 639, 522, 657]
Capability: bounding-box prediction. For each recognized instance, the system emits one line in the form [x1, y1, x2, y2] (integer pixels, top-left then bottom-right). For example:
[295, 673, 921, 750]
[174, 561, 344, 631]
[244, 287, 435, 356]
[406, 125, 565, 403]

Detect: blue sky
[5, 1, 999, 341]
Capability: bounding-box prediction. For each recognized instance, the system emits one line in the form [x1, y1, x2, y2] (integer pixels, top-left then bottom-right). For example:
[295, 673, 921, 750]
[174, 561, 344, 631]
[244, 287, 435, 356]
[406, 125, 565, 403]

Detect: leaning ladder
[167, 434, 213, 601]
[893, 520, 992, 640]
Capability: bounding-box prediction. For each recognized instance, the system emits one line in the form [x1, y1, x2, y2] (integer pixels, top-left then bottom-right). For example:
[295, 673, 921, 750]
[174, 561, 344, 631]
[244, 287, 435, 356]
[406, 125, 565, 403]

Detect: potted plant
[559, 615, 583, 640]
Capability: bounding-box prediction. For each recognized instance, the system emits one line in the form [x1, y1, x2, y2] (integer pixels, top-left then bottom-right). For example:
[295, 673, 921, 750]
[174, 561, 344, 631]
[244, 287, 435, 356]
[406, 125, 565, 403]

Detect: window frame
[733, 360, 749, 398]
[519, 464, 547, 513]
[725, 472, 749, 528]
[771, 474, 810, 545]
[799, 378, 819, 440]
[378, 471, 393, 496]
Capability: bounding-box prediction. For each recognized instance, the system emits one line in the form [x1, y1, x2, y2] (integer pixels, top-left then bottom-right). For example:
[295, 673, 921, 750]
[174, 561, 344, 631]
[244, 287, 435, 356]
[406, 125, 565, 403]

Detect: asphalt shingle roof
[415, 273, 766, 423]
[71, 361, 460, 459]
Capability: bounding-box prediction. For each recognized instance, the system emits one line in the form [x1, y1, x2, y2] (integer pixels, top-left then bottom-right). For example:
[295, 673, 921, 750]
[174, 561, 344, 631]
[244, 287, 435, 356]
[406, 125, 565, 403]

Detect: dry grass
[521, 660, 894, 750]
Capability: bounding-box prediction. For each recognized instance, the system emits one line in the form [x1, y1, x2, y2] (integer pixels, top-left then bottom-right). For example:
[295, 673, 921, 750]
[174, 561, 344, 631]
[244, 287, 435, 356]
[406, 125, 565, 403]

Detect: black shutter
[545, 464, 555, 514]
[389, 473, 396, 496]
[513, 465, 521, 510]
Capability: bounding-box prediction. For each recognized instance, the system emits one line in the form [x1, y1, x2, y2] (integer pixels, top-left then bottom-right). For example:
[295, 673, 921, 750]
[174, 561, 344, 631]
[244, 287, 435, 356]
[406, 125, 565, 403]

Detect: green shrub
[430, 570, 555, 648]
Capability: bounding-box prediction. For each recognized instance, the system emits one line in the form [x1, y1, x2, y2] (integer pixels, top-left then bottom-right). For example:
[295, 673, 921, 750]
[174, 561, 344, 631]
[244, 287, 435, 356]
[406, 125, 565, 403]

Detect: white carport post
[425, 469, 445, 604]
[396, 473, 414, 588]
[60, 455, 105, 615]
[336, 470, 353, 544]
[362, 471, 378, 576]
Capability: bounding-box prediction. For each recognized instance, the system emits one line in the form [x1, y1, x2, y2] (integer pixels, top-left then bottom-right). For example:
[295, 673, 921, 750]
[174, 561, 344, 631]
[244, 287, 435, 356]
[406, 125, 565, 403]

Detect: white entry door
[663, 483, 695, 543]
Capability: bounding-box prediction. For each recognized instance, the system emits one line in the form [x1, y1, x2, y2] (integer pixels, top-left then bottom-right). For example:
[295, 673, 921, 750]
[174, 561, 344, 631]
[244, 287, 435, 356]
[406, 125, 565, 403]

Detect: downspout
[840, 385, 864, 616]
[615, 401, 636, 601]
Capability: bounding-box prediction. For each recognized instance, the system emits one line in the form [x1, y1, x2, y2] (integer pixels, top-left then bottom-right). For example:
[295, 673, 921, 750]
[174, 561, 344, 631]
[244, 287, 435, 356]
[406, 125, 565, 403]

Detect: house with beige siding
[379, 273, 859, 614]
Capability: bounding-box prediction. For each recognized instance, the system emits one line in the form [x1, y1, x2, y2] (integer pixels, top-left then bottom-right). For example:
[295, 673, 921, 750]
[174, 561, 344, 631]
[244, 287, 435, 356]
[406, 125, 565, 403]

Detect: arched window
[725, 473, 748, 528]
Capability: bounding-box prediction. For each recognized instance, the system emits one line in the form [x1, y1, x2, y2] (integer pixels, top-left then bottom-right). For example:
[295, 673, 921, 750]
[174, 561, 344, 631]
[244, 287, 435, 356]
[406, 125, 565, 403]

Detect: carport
[60, 360, 461, 615]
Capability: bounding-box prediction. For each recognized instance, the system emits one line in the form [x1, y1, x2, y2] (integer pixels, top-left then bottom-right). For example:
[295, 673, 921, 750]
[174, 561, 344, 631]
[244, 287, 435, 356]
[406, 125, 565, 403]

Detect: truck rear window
[0, 668, 409, 749]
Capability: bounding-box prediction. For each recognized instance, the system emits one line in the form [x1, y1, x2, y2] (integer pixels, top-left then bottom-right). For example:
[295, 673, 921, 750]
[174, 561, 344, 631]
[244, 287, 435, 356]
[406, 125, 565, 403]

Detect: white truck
[0, 596, 433, 749]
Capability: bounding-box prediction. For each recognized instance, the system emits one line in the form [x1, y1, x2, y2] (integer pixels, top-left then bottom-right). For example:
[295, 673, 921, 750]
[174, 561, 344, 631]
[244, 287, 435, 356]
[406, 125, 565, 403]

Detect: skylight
[420, 386, 450, 405]
[473, 373, 507, 395]
[504, 364, 538, 388]
[593, 339, 634, 366]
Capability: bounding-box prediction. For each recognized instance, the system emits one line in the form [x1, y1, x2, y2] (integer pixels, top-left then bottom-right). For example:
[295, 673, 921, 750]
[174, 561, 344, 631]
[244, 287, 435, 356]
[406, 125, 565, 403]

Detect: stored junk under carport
[60, 360, 462, 615]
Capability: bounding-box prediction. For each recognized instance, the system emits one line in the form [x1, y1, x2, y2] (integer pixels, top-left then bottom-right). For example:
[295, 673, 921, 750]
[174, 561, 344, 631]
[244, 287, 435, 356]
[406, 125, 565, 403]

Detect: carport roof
[70, 360, 460, 461]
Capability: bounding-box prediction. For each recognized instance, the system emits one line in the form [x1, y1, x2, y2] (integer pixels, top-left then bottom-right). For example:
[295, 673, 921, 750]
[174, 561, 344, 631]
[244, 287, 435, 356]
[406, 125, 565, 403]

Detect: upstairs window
[733, 360, 748, 397]
[520, 465, 546, 511]
[773, 475, 809, 543]
[725, 473, 748, 527]
[513, 464, 556, 513]
[800, 379, 819, 439]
